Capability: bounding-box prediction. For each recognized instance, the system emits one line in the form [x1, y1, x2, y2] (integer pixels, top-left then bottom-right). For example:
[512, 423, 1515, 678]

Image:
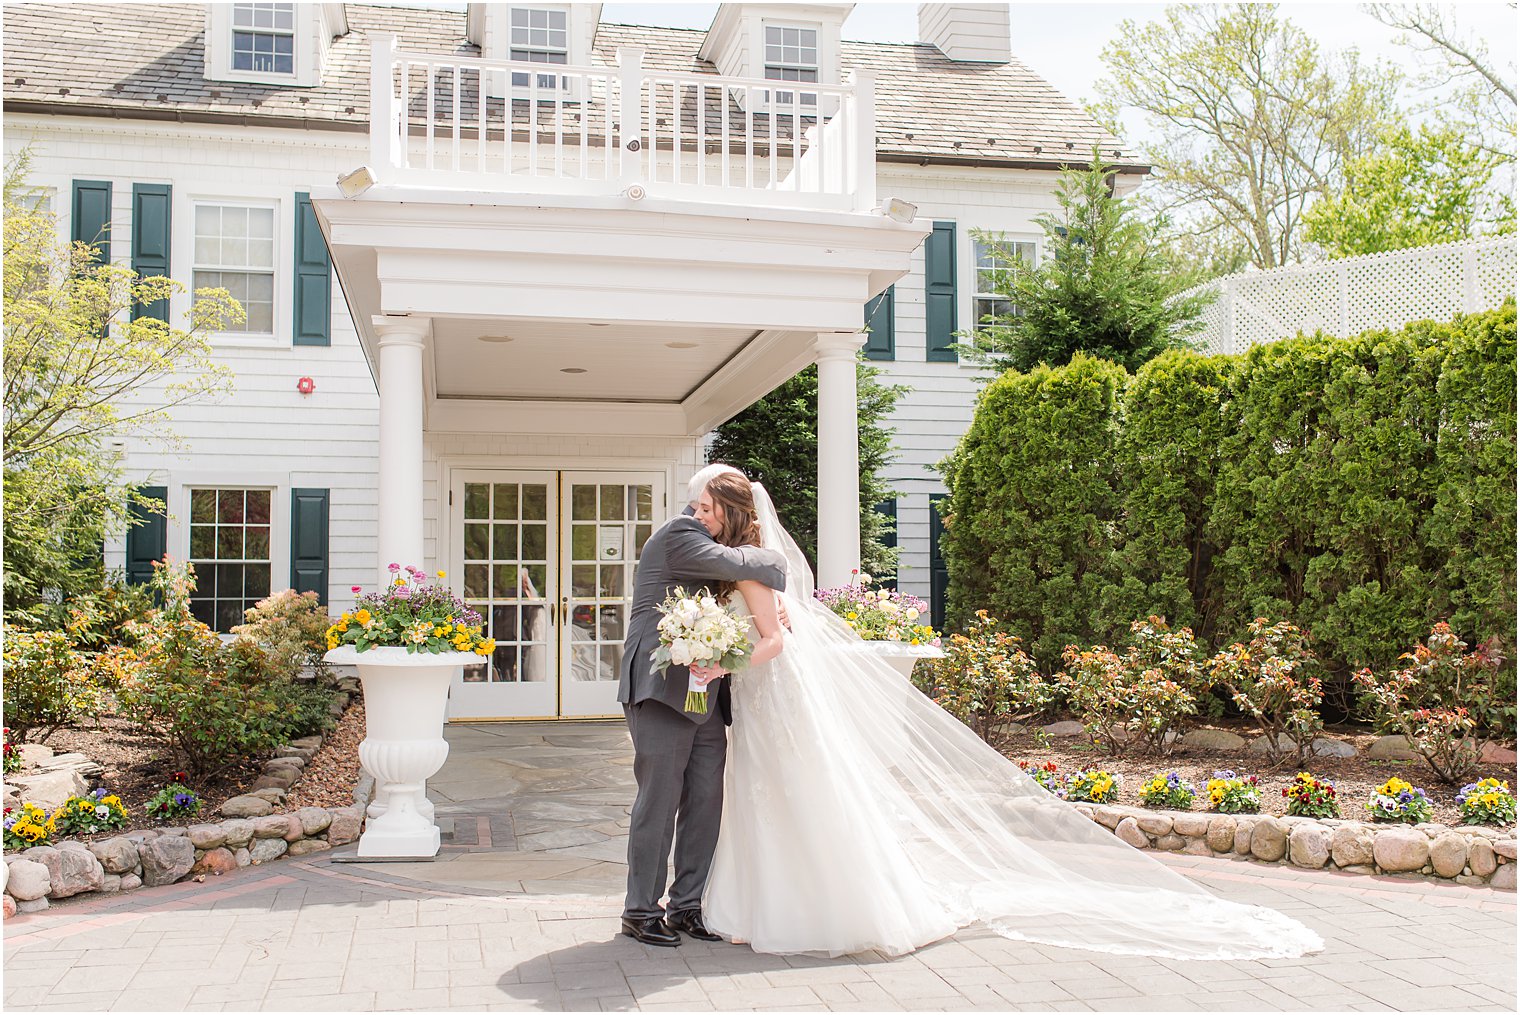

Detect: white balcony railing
[367, 34, 877, 214]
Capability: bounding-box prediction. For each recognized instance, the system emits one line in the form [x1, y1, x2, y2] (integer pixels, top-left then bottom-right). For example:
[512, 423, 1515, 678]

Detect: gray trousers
[622, 695, 727, 921]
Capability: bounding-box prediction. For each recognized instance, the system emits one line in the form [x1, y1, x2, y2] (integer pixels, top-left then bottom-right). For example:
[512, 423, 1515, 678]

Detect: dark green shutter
[863, 286, 895, 361]
[293, 192, 331, 346]
[72, 180, 112, 264]
[131, 184, 172, 323]
[290, 488, 330, 604]
[125, 486, 168, 586]
[874, 498, 897, 590]
[925, 221, 957, 363]
[929, 494, 948, 630]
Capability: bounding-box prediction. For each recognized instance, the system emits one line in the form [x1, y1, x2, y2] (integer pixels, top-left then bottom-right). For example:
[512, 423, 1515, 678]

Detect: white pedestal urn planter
[856, 639, 945, 680]
[323, 645, 478, 858]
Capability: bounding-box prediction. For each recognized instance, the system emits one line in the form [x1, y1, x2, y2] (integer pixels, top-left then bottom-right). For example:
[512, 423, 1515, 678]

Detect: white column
[373, 316, 429, 587]
[815, 331, 866, 589]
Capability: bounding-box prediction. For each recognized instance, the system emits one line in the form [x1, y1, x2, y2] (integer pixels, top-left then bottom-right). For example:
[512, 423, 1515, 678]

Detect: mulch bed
[994, 717, 1519, 828]
[18, 700, 368, 842]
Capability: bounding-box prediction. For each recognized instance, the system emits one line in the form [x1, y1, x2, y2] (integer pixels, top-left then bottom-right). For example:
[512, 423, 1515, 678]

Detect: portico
[311, 37, 927, 719]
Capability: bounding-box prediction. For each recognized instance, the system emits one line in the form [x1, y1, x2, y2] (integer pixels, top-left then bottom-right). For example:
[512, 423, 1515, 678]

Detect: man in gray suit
[618, 464, 786, 946]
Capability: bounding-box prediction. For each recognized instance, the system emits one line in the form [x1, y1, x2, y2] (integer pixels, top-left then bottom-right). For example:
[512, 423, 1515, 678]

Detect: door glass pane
[631, 486, 653, 521]
[464, 564, 488, 599]
[493, 524, 517, 559]
[493, 483, 518, 520]
[522, 524, 547, 561]
[564, 480, 653, 686]
[571, 524, 595, 561]
[600, 485, 625, 520]
[571, 565, 596, 597]
[599, 604, 624, 642]
[598, 564, 623, 598]
[634, 524, 653, 560]
[465, 483, 489, 519]
[465, 523, 489, 560]
[571, 484, 596, 520]
[522, 484, 547, 520]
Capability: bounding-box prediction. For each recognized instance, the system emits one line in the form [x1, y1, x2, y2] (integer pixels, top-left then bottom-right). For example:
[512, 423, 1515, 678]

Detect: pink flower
[388, 563, 401, 573]
[351, 585, 362, 594]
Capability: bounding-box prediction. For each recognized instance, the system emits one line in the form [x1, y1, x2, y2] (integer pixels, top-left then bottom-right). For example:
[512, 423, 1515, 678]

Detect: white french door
[447, 469, 662, 720]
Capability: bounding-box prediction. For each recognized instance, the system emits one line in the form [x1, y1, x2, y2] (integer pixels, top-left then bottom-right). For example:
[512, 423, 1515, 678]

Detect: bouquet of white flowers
[651, 586, 753, 713]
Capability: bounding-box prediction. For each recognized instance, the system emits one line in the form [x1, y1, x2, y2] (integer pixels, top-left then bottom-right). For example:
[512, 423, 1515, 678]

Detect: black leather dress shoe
[622, 916, 681, 947]
[665, 909, 723, 942]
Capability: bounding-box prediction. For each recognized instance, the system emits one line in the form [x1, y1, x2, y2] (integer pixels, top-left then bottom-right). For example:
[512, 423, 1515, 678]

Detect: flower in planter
[146, 778, 202, 822]
[1282, 772, 1340, 818]
[52, 789, 129, 837]
[1455, 778, 1516, 826]
[1017, 759, 1066, 797]
[1365, 776, 1433, 824]
[1206, 770, 1261, 814]
[3, 802, 55, 850]
[814, 572, 939, 645]
[1140, 771, 1197, 809]
[328, 566, 494, 657]
[1066, 768, 1120, 804]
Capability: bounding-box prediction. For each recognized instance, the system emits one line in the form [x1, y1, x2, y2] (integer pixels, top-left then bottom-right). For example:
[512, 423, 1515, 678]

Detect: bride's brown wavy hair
[704, 471, 761, 601]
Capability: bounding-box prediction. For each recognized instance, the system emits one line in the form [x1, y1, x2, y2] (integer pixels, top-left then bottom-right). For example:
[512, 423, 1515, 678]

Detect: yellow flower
[437, 570, 446, 579]
[394, 577, 406, 586]
[846, 612, 858, 621]
[354, 609, 371, 625]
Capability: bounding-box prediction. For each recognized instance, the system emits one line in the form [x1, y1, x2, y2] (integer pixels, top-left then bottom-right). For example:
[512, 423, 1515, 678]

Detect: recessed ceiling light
[665, 341, 698, 349]
[560, 367, 587, 374]
[586, 322, 611, 328]
[478, 334, 514, 343]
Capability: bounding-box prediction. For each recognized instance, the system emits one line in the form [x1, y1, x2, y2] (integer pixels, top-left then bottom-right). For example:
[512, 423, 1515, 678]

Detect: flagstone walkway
[4, 723, 1515, 1012]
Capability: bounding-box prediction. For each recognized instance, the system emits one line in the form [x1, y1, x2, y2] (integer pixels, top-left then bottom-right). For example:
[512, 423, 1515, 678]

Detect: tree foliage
[3, 153, 241, 618]
[1304, 125, 1514, 257]
[939, 304, 1516, 723]
[960, 154, 1212, 375]
[1096, 4, 1400, 270]
[708, 360, 903, 581]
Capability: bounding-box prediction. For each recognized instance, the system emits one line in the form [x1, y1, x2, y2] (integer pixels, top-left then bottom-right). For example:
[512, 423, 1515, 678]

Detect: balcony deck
[366, 34, 876, 214]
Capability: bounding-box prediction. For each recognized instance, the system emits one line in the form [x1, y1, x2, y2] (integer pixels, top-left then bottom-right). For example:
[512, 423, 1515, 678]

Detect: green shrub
[230, 588, 332, 683]
[1207, 618, 1325, 766]
[939, 353, 1129, 667]
[913, 610, 1052, 742]
[1, 628, 104, 742]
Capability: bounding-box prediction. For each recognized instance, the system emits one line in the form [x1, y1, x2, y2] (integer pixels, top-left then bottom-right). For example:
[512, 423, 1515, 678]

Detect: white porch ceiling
[430, 319, 756, 401]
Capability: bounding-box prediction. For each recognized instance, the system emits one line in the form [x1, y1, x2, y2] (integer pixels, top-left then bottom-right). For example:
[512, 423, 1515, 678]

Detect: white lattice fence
[1184, 237, 1517, 355]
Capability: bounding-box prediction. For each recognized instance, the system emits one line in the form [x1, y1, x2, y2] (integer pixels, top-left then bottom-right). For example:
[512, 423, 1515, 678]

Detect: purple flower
[174, 793, 193, 807]
[92, 788, 108, 799]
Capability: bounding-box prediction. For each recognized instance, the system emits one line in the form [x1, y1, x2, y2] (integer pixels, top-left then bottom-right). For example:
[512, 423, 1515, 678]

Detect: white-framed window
[188, 487, 274, 632]
[509, 7, 569, 89]
[232, 3, 296, 76]
[764, 24, 819, 107]
[974, 237, 1037, 330]
[192, 202, 276, 337]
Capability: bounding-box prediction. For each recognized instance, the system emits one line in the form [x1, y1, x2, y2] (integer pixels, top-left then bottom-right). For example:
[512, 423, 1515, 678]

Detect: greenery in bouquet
[3, 728, 19, 774]
[652, 586, 753, 713]
[4, 803, 55, 849]
[814, 571, 938, 645]
[1017, 759, 1066, 797]
[1365, 776, 1433, 824]
[327, 564, 495, 657]
[1139, 771, 1196, 809]
[146, 774, 202, 822]
[1282, 772, 1340, 818]
[1206, 770, 1261, 814]
[1456, 778, 1515, 826]
[51, 790, 129, 837]
[1065, 768, 1120, 804]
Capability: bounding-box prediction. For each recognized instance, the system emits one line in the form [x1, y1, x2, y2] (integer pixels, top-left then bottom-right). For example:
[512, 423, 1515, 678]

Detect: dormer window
[232, 3, 295, 75]
[509, 7, 569, 89]
[763, 24, 818, 107]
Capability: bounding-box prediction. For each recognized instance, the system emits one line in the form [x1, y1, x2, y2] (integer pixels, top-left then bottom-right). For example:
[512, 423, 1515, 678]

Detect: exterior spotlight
[337, 165, 376, 198]
[880, 197, 917, 224]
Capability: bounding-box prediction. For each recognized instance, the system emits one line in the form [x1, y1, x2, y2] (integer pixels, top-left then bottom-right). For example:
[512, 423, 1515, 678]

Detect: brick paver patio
[5, 723, 1515, 1012]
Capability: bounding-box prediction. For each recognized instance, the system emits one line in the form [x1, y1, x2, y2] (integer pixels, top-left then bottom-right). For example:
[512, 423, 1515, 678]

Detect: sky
[599, 1, 1519, 139]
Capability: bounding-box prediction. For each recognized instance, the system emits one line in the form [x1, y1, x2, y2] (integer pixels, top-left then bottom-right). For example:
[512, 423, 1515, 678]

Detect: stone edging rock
[1074, 802, 1517, 890]
[3, 683, 369, 918]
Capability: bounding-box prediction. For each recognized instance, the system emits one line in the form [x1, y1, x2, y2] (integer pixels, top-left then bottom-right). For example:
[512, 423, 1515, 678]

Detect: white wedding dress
[701, 485, 1324, 960]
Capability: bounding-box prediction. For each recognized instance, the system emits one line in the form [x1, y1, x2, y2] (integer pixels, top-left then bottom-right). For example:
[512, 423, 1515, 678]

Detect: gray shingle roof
[2, 3, 1143, 172]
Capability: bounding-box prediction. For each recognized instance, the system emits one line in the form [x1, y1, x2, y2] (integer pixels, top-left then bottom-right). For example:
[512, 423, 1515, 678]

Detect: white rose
[881, 601, 900, 615]
[858, 572, 873, 584]
[905, 607, 920, 621]
[670, 639, 694, 666]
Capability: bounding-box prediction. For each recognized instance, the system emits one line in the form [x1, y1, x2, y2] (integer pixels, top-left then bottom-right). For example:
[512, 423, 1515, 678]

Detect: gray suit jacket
[619, 512, 786, 724]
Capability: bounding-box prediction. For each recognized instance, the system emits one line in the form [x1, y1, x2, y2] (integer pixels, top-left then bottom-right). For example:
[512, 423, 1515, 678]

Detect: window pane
[218, 526, 244, 558]
[464, 563, 488, 598]
[216, 600, 243, 632]
[246, 490, 271, 523]
[191, 488, 216, 523]
[464, 483, 488, 519]
[246, 563, 271, 598]
[599, 484, 624, 521]
[521, 485, 547, 520]
[190, 525, 215, 559]
[493, 523, 518, 560]
[465, 523, 489, 560]
[571, 564, 596, 597]
[493, 483, 518, 519]
[218, 489, 245, 524]
[522, 524, 546, 561]
[245, 526, 270, 560]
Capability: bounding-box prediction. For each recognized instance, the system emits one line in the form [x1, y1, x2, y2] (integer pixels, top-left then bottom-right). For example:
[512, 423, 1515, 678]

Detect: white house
[4, 2, 1143, 721]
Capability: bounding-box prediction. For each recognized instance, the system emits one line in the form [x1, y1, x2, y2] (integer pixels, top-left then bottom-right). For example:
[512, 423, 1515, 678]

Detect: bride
[686, 471, 1324, 961]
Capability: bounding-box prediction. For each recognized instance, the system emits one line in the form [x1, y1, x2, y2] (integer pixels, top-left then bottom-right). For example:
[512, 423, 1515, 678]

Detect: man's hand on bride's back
[776, 595, 791, 631]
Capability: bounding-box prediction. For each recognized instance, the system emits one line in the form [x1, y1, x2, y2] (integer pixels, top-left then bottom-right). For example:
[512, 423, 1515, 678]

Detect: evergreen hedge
[939, 304, 1516, 720]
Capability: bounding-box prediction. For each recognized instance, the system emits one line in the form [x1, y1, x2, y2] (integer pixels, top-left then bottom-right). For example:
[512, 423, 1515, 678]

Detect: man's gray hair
[686, 462, 746, 506]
